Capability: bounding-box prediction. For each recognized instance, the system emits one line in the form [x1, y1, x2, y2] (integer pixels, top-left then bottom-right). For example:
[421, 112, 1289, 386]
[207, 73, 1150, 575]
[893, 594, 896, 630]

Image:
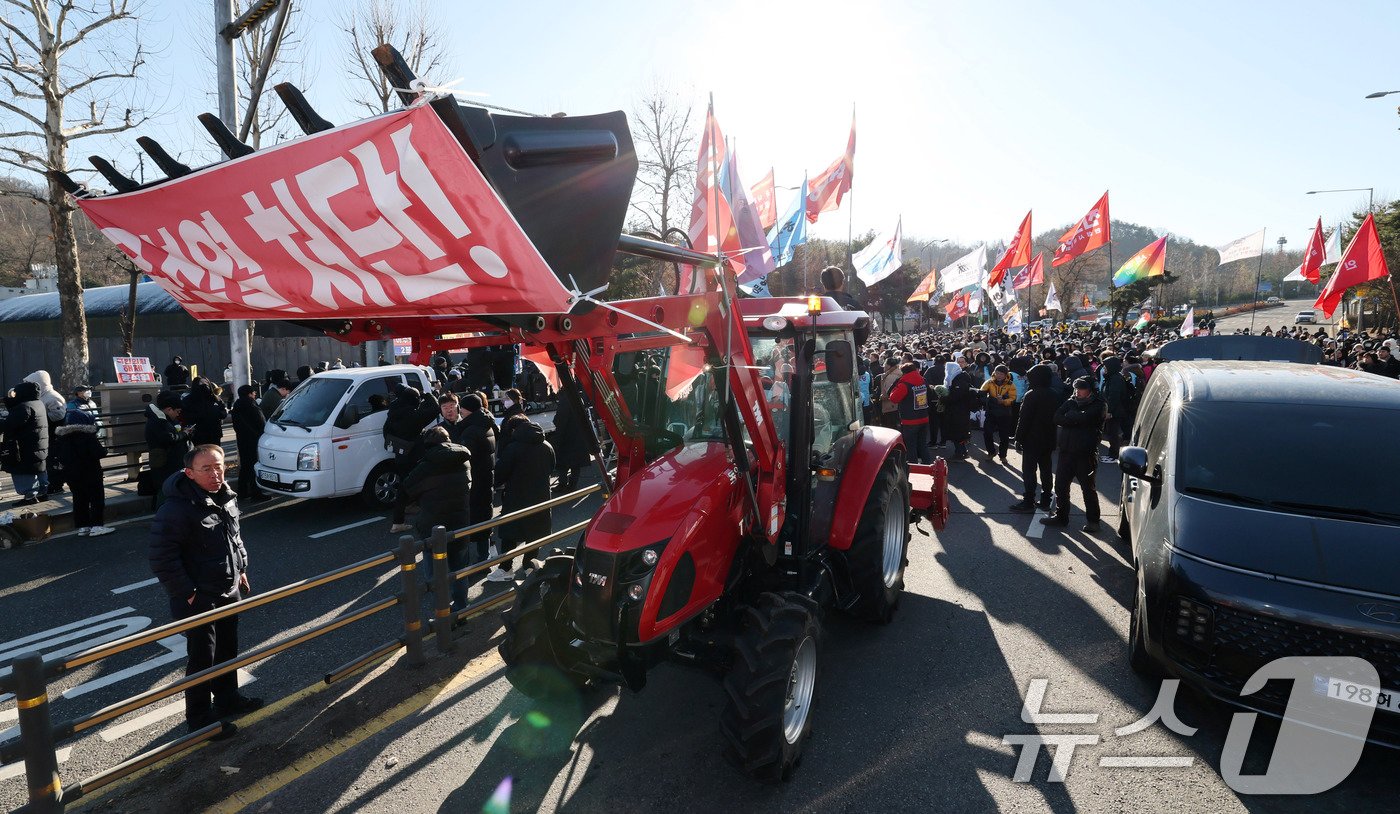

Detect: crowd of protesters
[859, 315, 1400, 530]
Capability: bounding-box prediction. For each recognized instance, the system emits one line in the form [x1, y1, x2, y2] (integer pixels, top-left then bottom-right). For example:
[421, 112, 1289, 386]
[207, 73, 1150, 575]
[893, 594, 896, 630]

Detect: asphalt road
[1208, 296, 1340, 335]
[7, 438, 1394, 813]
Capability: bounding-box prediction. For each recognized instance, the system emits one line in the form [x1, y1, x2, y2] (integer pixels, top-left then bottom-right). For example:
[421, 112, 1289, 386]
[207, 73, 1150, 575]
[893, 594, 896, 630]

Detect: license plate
[1314, 674, 1400, 714]
[263, 471, 280, 484]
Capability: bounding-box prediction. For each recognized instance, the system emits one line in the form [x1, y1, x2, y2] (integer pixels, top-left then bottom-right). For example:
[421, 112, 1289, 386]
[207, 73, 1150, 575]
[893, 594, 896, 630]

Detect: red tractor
[59, 44, 948, 781]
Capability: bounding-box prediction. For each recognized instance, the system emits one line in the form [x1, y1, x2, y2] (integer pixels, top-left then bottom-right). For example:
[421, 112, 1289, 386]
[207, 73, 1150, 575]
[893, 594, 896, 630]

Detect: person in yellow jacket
[978, 365, 1017, 464]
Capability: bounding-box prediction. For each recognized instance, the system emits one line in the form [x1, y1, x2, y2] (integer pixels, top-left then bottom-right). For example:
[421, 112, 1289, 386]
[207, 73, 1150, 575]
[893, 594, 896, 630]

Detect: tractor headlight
[297, 443, 320, 471]
[627, 584, 645, 602]
[641, 549, 658, 567]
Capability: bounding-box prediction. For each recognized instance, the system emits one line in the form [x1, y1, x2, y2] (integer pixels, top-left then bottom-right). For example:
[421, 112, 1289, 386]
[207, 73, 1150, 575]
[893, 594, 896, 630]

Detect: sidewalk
[0, 427, 240, 545]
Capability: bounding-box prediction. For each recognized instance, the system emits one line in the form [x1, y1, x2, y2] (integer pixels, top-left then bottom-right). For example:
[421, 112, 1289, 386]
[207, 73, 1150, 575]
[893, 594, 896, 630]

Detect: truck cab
[255, 364, 436, 506]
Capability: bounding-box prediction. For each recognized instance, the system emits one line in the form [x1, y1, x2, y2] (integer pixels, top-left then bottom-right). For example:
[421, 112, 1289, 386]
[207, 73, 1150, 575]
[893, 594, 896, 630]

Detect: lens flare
[482, 776, 512, 814]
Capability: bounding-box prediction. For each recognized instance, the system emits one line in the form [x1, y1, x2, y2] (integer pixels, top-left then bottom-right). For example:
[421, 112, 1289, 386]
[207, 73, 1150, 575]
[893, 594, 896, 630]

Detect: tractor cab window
[612, 345, 727, 456]
[811, 332, 860, 460]
[750, 336, 796, 443]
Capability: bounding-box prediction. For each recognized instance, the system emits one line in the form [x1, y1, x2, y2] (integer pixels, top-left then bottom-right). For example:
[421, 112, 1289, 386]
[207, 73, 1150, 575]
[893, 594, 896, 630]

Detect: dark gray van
[1118, 361, 1400, 741]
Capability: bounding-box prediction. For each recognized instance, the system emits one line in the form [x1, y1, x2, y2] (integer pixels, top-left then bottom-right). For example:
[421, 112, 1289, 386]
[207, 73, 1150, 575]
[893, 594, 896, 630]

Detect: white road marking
[0, 747, 71, 782]
[98, 669, 256, 743]
[0, 617, 151, 677]
[1026, 508, 1048, 539]
[61, 637, 185, 701]
[309, 516, 385, 539]
[0, 608, 141, 668]
[111, 577, 160, 595]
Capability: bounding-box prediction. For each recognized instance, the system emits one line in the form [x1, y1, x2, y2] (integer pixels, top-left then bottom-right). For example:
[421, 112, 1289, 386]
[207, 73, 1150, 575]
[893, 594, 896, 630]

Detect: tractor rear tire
[844, 455, 911, 623]
[499, 555, 586, 699]
[721, 592, 822, 782]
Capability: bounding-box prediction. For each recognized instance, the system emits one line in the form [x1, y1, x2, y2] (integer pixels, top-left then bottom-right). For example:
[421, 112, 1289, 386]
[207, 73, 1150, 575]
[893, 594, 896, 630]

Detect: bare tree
[0, 0, 150, 389]
[630, 86, 695, 238]
[234, 0, 301, 149]
[339, 0, 448, 115]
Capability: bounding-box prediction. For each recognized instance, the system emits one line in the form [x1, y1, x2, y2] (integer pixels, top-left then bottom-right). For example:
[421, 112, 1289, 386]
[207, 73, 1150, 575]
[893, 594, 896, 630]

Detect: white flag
[1004, 303, 1023, 333]
[1180, 307, 1194, 338]
[1283, 264, 1307, 282]
[939, 245, 987, 292]
[1215, 229, 1265, 267]
[853, 218, 904, 286]
[1044, 281, 1061, 312]
[967, 286, 983, 315]
[1324, 223, 1343, 265]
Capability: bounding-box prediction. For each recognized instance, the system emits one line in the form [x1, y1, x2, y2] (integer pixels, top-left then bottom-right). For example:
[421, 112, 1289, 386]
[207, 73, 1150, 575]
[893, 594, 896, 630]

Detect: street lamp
[1306, 187, 1374, 212]
[1365, 90, 1400, 99]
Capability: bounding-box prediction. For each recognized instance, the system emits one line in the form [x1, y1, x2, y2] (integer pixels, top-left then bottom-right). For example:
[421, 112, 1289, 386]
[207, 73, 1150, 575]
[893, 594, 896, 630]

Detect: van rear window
[271, 378, 353, 428]
[1177, 402, 1399, 521]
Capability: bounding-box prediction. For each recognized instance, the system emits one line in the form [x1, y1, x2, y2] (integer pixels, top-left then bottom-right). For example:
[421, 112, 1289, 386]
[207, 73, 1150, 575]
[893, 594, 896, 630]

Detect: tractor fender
[827, 426, 906, 551]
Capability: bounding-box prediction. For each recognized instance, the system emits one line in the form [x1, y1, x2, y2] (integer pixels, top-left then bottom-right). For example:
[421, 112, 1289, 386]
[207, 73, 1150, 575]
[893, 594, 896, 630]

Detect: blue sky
[101, 0, 1400, 254]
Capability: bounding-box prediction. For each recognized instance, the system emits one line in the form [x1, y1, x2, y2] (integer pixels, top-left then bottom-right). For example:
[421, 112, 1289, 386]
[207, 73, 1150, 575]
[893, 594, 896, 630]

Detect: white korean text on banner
[77, 105, 572, 321]
[113, 356, 156, 383]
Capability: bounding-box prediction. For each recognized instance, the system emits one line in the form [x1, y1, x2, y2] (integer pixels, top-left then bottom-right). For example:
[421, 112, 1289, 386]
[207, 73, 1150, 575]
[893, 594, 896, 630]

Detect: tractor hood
[585, 441, 742, 555]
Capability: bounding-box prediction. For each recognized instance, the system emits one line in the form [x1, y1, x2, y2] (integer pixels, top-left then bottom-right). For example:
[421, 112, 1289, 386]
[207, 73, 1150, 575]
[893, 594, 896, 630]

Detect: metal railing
[2, 482, 603, 813]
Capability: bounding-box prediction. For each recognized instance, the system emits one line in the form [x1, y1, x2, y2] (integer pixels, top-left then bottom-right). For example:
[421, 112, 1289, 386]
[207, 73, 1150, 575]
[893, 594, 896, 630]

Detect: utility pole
[215, 0, 250, 392]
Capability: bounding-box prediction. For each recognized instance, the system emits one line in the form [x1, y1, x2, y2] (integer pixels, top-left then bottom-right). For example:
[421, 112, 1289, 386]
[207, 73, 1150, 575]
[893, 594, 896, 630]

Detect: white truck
[255, 365, 437, 507]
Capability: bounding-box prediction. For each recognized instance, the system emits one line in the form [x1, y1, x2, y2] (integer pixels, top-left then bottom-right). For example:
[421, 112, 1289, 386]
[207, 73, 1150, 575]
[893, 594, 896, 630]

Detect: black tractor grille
[1199, 604, 1400, 709]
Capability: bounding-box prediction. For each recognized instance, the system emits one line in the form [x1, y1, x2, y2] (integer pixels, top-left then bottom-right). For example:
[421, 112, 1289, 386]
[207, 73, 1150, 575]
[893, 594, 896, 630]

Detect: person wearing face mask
[978, 365, 1016, 464]
[1041, 377, 1106, 532]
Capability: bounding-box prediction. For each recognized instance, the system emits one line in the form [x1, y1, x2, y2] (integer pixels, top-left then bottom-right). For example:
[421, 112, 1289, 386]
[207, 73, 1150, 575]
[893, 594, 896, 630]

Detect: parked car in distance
[1266, 296, 1282, 304]
[1295, 309, 1318, 324]
[1118, 361, 1400, 744]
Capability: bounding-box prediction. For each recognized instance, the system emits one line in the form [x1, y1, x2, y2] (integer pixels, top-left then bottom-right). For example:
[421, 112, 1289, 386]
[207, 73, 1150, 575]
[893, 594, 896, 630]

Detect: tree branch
[61, 65, 137, 97]
[0, 96, 43, 128]
[65, 110, 147, 140]
[0, 14, 41, 56]
[0, 184, 45, 204]
[58, 4, 134, 55]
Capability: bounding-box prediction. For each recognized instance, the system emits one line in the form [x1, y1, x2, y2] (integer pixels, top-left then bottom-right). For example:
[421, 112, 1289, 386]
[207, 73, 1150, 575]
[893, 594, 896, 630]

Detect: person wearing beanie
[55, 407, 113, 535]
[1041, 376, 1106, 532]
[888, 361, 933, 464]
[978, 364, 1016, 464]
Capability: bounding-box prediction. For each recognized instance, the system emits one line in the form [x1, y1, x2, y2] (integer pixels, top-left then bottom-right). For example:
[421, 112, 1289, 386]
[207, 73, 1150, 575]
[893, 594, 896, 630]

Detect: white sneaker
[486, 567, 514, 582]
[388, 523, 413, 534]
[87, 526, 116, 537]
[76, 527, 90, 537]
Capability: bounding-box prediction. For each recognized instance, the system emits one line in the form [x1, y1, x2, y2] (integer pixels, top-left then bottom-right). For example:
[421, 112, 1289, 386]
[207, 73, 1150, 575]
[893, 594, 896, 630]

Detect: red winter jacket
[888, 370, 930, 426]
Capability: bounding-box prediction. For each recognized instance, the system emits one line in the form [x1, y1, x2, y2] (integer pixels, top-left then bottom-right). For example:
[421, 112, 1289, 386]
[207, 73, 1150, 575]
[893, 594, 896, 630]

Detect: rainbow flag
[1113, 236, 1167, 287]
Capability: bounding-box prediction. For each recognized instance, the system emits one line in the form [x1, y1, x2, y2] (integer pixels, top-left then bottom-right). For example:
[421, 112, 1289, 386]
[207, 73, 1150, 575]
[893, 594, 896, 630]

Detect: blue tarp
[0, 282, 182, 324]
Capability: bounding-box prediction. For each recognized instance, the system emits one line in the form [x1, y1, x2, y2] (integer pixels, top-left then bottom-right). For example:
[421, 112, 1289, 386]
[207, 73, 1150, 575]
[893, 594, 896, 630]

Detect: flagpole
[1249, 228, 1267, 333]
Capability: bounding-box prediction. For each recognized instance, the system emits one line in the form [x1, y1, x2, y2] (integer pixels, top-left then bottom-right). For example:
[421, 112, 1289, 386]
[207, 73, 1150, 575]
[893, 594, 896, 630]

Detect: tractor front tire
[499, 555, 586, 699]
[721, 592, 822, 782]
[845, 456, 911, 623]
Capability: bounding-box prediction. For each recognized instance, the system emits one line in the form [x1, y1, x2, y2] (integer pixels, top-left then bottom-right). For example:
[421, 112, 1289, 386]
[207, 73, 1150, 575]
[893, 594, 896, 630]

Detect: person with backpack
[888, 361, 933, 465]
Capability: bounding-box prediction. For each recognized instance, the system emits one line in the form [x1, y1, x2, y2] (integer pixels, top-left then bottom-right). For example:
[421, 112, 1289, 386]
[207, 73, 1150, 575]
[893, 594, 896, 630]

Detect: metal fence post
[14, 652, 62, 813]
[396, 536, 426, 667]
[430, 526, 453, 653]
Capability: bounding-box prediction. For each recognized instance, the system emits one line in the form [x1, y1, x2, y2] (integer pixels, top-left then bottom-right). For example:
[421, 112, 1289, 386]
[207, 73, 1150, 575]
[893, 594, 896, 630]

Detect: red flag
[988, 210, 1033, 286]
[806, 113, 856, 224]
[1315, 213, 1389, 318]
[1011, 252, 1045, 290]
[1052, 192, 1111, 267]
[685, 102, 745, 290]
[944, 291, 970, 320]
[751, 169, 777, 231]
[1300, 217, 1326, 285]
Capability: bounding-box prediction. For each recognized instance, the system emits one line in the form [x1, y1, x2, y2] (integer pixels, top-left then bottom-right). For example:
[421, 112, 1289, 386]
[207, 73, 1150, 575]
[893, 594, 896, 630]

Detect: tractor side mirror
[824, 340, 854, 383]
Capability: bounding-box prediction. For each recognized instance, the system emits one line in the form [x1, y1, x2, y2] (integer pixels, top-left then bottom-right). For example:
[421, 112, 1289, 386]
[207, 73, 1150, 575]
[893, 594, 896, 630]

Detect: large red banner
[77, 105, 572, 320]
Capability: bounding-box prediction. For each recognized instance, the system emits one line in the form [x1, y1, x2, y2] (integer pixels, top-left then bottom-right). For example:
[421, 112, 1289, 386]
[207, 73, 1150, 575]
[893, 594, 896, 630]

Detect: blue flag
[767, 177, 808, 267]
